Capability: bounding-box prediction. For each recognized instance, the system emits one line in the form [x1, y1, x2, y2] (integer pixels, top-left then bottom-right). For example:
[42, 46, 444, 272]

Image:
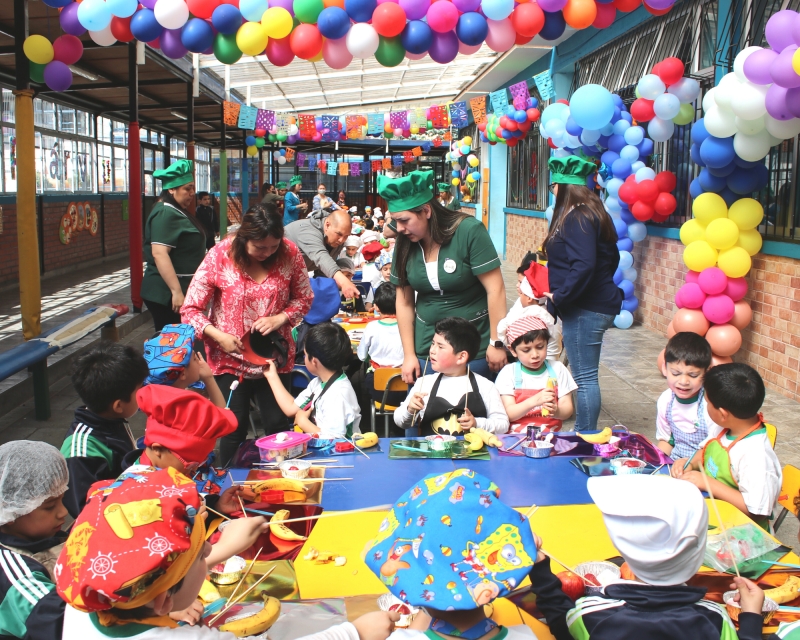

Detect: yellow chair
[766, 422, 777, 448]
[774, 464, 800, 532]
[370, 367, 408, 438]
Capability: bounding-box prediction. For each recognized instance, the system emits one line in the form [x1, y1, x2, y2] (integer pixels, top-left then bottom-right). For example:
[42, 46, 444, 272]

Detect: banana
[354, 432, 379, 448]
[463, 432, 484, 451]
[283, 490, 307, 503]
[764, 575, 800, 604]
[219, 594, 281, 637]
[577, 427, 613, 445]
[252, 478, 307, 494]
[469, 427, 502, 448]
[198, 579, 221, 604]
[541, 378, 556, 417]
[269, 509, 307, 541]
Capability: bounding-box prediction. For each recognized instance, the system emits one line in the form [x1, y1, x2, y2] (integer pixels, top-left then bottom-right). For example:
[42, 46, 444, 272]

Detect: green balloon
[276, 132, 288, 142]
[374, 36, 405, 68]
[213, 33, 242, 65]
[673, 102, 694, 126]
[255, 137, 266, 148]
[427, 119, 433, 128]
[268, 133, 277, 142]
[292, 16, 301, 28]
[293, 0, 323, 24]
[384, 132, 393, 139]
[29, 62, 45, 84]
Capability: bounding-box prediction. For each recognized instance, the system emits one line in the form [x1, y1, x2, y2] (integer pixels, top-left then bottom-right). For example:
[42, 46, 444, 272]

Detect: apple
[389, 603, 411, 615]
[557, 571, 585, 601]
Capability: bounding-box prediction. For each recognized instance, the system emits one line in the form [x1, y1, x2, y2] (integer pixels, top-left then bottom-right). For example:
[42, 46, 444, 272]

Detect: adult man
[285, 209, 359, 299]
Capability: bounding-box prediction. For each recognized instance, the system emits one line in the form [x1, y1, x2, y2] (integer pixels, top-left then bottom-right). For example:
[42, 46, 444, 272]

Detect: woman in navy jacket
[543, 156, 622, 431]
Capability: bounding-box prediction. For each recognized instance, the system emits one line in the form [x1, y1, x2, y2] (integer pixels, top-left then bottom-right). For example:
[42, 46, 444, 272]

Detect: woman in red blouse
[182, 204, 313, 464]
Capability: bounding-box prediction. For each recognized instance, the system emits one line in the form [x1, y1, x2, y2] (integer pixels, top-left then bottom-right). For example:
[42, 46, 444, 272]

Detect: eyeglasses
[172, 450, 203, 475]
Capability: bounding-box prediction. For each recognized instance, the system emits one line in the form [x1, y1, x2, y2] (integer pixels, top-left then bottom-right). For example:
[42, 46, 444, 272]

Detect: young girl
[494, 316, 576, 432]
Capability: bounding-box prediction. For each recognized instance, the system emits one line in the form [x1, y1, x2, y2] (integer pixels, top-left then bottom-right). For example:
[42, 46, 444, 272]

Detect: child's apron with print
[667, 390, 709, 459]
[419, 371, 487, 436]
[509, 361, 562, 433]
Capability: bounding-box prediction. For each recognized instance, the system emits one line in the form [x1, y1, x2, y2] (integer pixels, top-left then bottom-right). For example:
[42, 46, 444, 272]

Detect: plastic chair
[774, 464, 800, 532]
[371, 367, 408, 438]
[291, 365, 312, 395]
[355, 281, 371, 299]
[766, 422, 777, 449]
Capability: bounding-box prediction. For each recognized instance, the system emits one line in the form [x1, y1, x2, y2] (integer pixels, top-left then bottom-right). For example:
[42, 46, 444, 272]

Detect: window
[195, 145, 211, 192]
[507, 128, 549, 211]
[3, 127, 16, 193]
[698, 0, 718, 71]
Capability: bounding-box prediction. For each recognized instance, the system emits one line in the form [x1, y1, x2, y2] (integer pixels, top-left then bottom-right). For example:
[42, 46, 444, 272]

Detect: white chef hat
[349, 206, 358, 213]
[344, 236, 361, 248]
[519, 277, 535, 299]
[587, 475, 708, 586]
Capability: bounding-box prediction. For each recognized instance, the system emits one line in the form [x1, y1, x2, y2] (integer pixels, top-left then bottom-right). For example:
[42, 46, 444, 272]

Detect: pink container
[255, 432, 311, 462]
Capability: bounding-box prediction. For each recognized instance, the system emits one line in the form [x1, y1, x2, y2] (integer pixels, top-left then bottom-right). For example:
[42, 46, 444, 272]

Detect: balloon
[185, 0, 219, 20]
[618, 250, 634, 270]
[683, 240, 719, 272]
[705, 217, 740, 250]
[539, 9, 566, 40]
[637, 73, 666, 100]
[710, 354, 734, 367]
[131, 8, 163, 42]
[592, 2, 615, 28]
[510, 3, 544, 37]
[538, 0, 566, 10]
[623, 126, 644, 145]
[401, 20, 433, 53]
[717, 246, 752, 278]
[454, 0, 480, 10]
[705, 324, 742, 357]
[732, 129, 771, 162]
[611, 158, 632, 179]
[654, 192, 677, 217]
[654, 93, 682, 121]
[52, 35, 83, 65]
[23, 35, 54, 65]
[655, 56, 684, 85]
[485, 18, 515, 52]
[765, 9, 799, 53]
[266, 35, 295, 65]
[570, 84, 615, 131]
[372, 3, 407, 37]
[702, 294, 735, 325]
[322, 35, 353, 68]
[89, 25, 118, 46]
[725, 199, 764, 234]
[672, 308, 710, 336]
[730, 300, 753, 330]
[562, 0, 597, 29]
[481, 0, 514, 20]
[630, 98, 656, 122]
[627, 221, 647, 242]
[78, 0, 113, 30]
[213, 32, 242, 63]
[290, 24, 323, 59]
[679, 282, 707, 309]
[427, 1, 459, 32]
[235, 21, 268, 55]
[648, 116, 674, 142]
[692, 192, 728, 225]
[263, 7, 295, 38]
[295, 0, 325, 23]
[212, 4, 243, 34]
[734, 228, 762, 256]
[239, 0, 269, 20]
[766, 84, 794, 121]
[160, 27, 188, 57]
[400, 0, 430, 20]
[636, 179, 659, 202]
[375, 35, 405, 66]
[619, 279, 635, 299]
[458, 40, 482, 54]
[620, 145, 639, 162]
[60, 4, 87, 36]
[654, 170, 677, 192]
[347, 23, 380, 58]
[614, 310, 634, 329]
[697, 266, 728, 295]
[742, 48, 778, 86]
[43, 61, 72, 92]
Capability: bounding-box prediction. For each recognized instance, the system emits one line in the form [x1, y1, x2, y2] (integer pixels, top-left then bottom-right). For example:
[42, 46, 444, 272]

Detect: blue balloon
[623, 126, 644, 146]
[530, 98, 539, 109]
[506, 105, 517, 117]
[699, 135, 735, 169]
[611, 158, 632, 179]
[600, 150, 619, 166]
[514, 109, 527, 123]
[211, 4, 243, 35]
[637, 138, 654, 157]
[627, 222, 647, 242]
[618, 250, 634, 270]
[279, 148, 286, 156]
[718, 187, 739, 207]
[345, 0, 377, 22]
[130, 9, 163, 42]
[570, 84, 615, 131]
[566, 117, 582, 136]
[727, 167, 760, 194]
[317, 7, 351, 39]
[607, 134, 626, 153]
[614, 310, 634, 329]
[471, 171, 480, 180]
[733, 155, 763, 169]
[690, 143, 705, 167]
[581, 145, 599, 157]
[181, 18, 214, 53]
[613, 218, 628, 239]
[689, 177, 704, 199]
[691, 118, 710, 146]
[620, 111, 633, 124]
[621, 297, 639, 313]
[619, 279, 635, 299]
[619, 208, 635, 224]
[501, 129, 513, 139]
[612, 94, 624, 108]
[619, 145, 639, 162]
[42, 0, 73, 5]
[617, 237, 634, 252]
[539, 10, 566, 40]
[452, 170, 460, 177]
[456, 12, 488, 45]
[245, 135, 256, 146]
[752, 163, 769, 191]
[698, 168, 726, 193]
[612, 119, 630, 135]
[613, 268, 624, 285]
[401, 20, 433, 54]
[481, 0, 514, 20]
[707, 161, 736, 177]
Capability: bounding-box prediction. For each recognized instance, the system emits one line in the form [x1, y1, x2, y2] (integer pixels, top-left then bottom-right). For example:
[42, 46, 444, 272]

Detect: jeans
[417, 355, 497, 382]
[560, 307, 615, 432]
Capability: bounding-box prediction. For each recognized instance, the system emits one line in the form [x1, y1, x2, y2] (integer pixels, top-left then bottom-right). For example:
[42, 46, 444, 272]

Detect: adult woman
[141, 159, 206, 331]
[283, 176, 307, 226]
[313, 182, 340, 213]
[543, 156, 622, 431]
[182, 204, 313, 464]
[438, 183, 460, 210]
[337, 190, 347, 208]
[378, 170, 507, 383]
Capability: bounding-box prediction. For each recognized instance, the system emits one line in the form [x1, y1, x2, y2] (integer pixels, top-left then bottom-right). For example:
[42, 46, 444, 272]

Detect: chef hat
[588, 475, 708, 586]
[523, 262, 550, 299]
[349, 206, 358, 213]
[0, 441, 68, 526]
[361, 241, 384, 262]
[142, 323, 195, 386]
[344, 236, 361, 248]
[376, 251, 393, 270]
[506, 316, 548, 348]
[336, 257, 356, 274]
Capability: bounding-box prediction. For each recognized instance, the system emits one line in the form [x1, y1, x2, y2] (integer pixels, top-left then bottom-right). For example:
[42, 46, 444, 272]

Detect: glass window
[507, 131, 549, 211]
[143, 148, 154, 172]
[34, 99, 56, 130]
[62, 138, 75, 191]
[98, 117, 112, 143]
[112, 120, 127, 146]
[73, 139, 94, 192]
[75, 110, 92, 137]
[59, 106, 76, 135]
[114, 147, 128, 192]
[39, 134, 63, 192]
[3, 128, 16, 193]
[155, 150, 165, 172]
[2, 89, 14, 124]
[98, 143, 113, 192]
[170, 138, 186, 158]
[698, 0, 718, 70]
[144, 173, 154, 196]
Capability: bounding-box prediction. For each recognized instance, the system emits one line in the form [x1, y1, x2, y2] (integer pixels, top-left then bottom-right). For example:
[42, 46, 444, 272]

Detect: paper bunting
[346, 116, 362, 139]
[339, 162, 349, 176]
[362, 161, 371, 173]
[390, 111, 406, 130]
[443, 131, 452, 141]
[350, 163, 361, 176]
[223, 101, 241, 126]
[297, 152, 306, 166]
[429, 105, 447, 128]
[448, 101, 468, 128]
[422, 141, 432, 152]
[327, 161, 337, 175]
[469, 96, 487, 125]
[372, 160, 383, 172]
[237, 105, 258, 130]
[299, 114, 316, 140]
[321, 115, 339, 141]
[382, 157, 392, 170]
[509, 81, 530, 110]
[533, 70, 554, 101]
[489, 89, 509, 114]
[285, 148, 295, 162]
[409, 108, 427, 128]
[367, 114, 384, 135]
[433, 138, 442, 147]
[256, 109, 275, 131]
[403, 151, 413, 163]
[412, 146, 422, 157]
[275, 112, 290, 135]
[392, 155, 403, 166]
[318, 160, 327, 173]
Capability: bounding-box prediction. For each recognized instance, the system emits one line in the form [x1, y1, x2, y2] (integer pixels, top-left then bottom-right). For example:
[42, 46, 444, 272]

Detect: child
[0, 441, 69, 640]
[340, 236, 365, 269]
[394, 317, 509, 436]
[265, 322, 361, 438]
[364, 251, 392, 311]
[673, 363, 781, 531]
[656, 332, 718, 459]
[360, 218, 380, 245]
[337, 258, 366, 314]
[142, 323, 226, 408]
[495, 316, 576, 432]
[360, 241, 384, 285]
[60, 341, 149, 518]
[195, 191, 217, 249]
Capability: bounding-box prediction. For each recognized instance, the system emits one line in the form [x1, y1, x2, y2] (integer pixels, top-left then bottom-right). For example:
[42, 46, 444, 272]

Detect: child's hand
[352, 610, 401, 640]
[533, 389, 555, 409]
[207, 516, 269, 567]
[458, 407, 477, 430]
[670, 459, 688, 477]
[532, 533, 545, 563]
[408, 392, 427, 413]
[216, 485, 245, 515]
[730, 577, 765, 615]
[677, 470, 704, 489]
[194, 351, 213, 381]
[169, 599, 204, 625]
[263, 360, 280, 381]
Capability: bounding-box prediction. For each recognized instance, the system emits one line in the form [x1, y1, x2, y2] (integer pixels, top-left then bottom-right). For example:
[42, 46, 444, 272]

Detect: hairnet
[0, 441, 69, 526]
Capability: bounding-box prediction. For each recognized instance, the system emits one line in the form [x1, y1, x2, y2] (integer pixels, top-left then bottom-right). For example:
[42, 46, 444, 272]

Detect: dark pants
[143, 298, 181, 332]
[215, 373, 291, 465]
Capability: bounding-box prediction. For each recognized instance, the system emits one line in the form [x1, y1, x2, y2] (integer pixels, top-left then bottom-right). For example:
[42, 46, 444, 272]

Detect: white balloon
[702, 86, 718, 112]
[734, 115, 765, 135]
[634, 167, 656, 183]
[154, 0, 189, 29]
[733, 46, 762, 82]
[273, 151, 281, 160]
[289, 124, 299, 135]
[553, 148, 571, 158]
[668, 77, 701, 104]
[637, 74, 666, 100]
[767, 132, 783, 147]
[704, 105, 738, 138]
[765, 114, 800, 139]
[277, 156, 287, 165]
[714, 73, 741, 111]
[622, 266, 639, 281]
[647, 116, 675, 142]
[730, 82, 768, 121]
[733, 129, 772, 161]
[346, 23, 379, 58]
[88, 25, 117, 46]
[653, 93, 681, 120]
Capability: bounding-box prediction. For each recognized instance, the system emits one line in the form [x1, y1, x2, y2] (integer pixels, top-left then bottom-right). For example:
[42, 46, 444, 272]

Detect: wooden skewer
[344, 435, 370, 460]
[237, 478, 353, 484]
[225, 547, 263, 606]
[274, 503, 393, 526]
[410, 357, 430, 426]
[539, 549, 594, 586]
[205, 507, 231, 522]
[699, 466, 741, 578]
[237, 494, 248, 518]
[523, 504, 539, 518]
[208, 567, 275, 626]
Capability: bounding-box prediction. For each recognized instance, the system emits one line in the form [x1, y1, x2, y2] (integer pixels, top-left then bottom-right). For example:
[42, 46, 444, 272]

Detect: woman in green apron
[141, 159, 207, 332]
[438, 182, 460, 211]
[378, 170, 507, 383]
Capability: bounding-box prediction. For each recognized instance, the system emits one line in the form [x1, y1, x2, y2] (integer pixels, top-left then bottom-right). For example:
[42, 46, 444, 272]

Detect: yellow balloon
[683, 240, 719, 272]
[462, 136, 473, 146]
[23, 35, 54, 65]
[692, 192, 728, 225]
[237, 21, 268, 56]
[717, 246, 752, 278]
[452, 178, 461, 186]
[468, 157, 480, 167]
[310, 49, 324, 62]
[705, 217, 740, 250]
[262, 7, 293, 39]
[735, 228, 763, 256]
[727, 197, 764, 230]
[793, 47, 800, 76]
[679, 218, 707, 246]
[246, 145, 258, 156]
[466, 174, 476, 182]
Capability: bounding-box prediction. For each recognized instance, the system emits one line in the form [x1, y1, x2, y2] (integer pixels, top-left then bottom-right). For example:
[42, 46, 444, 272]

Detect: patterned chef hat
[506, 316, 548, 348]
[143, 324, 196, 386]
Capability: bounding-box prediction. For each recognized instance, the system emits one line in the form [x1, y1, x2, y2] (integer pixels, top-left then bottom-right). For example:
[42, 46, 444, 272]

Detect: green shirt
[141, 202, 207, 306]
[443, 196, 460, 210]
[391, 215, 500, 358]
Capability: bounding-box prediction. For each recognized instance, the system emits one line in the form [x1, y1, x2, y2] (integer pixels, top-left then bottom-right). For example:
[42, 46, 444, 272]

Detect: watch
[491, 340, 504, 349]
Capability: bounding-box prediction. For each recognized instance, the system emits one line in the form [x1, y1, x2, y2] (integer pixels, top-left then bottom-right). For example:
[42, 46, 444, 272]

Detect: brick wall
[42, 199, 104, 272]
[103, 198, 129, 256]
[505, 214, 548, 267]
[0, 203, 19, 286]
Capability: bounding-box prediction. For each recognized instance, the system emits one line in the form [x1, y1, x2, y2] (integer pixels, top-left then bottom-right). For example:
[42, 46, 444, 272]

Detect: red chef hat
[137, 385, 237, 464]
[506, 315, 548, 347]
[523, 262, 550, 299]
[361, 241, 384, 262]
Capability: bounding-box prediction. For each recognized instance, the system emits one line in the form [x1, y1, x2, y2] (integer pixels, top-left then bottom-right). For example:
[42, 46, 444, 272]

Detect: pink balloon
[485, 18, 515, 52]
[685, 270, 700, 284]
[405, 50, 427, 59]
[427, 0, 459, 32]
[678, 282, 706, 309]
[458, 40, 482, 55]
[322, 36, 353, 69]
[53, 35, 84, 65]
[702, 294, 735, 325]
[697, 266, 728, 295]
[724, 276, 748, 301]
[674, 288, 684, 309]
[266, 36, 295, 66]
[377, 0, 399, 3]
[730, 300, 753, 330]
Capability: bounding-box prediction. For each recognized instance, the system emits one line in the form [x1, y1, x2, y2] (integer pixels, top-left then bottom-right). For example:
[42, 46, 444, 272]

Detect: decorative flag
[429, 105, 447, 128]
[443, 131, 452, 141]
[433, 138, 442, 147]
[411, 146, 422, 157]
[237, 105, 258, 130]
[469, 96, 487, 125]
[318, 160, 327, 173]
[372, 160, 382, 172]
[346, 116, 361, 139]
[533, 70, 554, 101]
[409, 108, 427, 128]
[382, 157, 392, 170]
[223, 101, 241, 126]
[297, 152, 306, 166]
[275, 112, 290, 135]
[403, 151, 413, 163]
[392, 155, 403, 166]
[256, 109, 275, 131]
[421, 141, 432, 152]
[350, 163, 361, 176]
[489, 89, 509, 114]
[509, 81, 530, 110]
[285, 148, 295, 162]
[327, 161, 338, 175]
[339, 162, 349, 176]
[367, 114, 384, 135]
[448, 101, 468, 128]
[390, 111, 406, 130]
[322, 115, 339, 141]
[299, 114, 316, 140]
[362, 161, 371, 173]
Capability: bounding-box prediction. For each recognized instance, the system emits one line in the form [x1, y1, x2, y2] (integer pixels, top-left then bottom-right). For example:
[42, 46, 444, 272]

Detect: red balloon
[515, 32, 533, 45]
[651, 214, 669, 223]
[499, 116, 510, 128]
[507, 138, 519, 147]
[526, 107, 540, 122]
[613, 0, 641, 11]
[518, 120, 532, 131]
[187, 0, 222, 19]
[636, 179, 659, 203]
[657, 56, 685, 86]
[495, 127, 504, 136]
[631, 200, 654, 221]
[373, 2, 407, 37]
[654, 192, 677, 217]
[505, 119, 518, 131]
[266, 36, 295, 66]
[592, 2, 615, 28]
[511, 2, 545, 37]
[644, 1, 672, 15]
[547, 138, 558, 149]
[618, 181, 638, 205]
[654, 170, 677, 192]
[110, 16, 134, 42]
[477, 122, 487, 131]
[556, 99, 569, 105]
[630, 97, 655, 122]
[290, 24, 323, 60]
[255, 128, 267, 137]
[53, 35, 84, 65]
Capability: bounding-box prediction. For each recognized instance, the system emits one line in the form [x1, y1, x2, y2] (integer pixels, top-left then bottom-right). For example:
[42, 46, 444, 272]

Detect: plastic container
[723, 591, 778, 623]
[209, 556, 246, 585]
[280, 460, 312, 479]
[575, 561, 621, 596]
[594, 436, 621, 457]
[610, 457, 646, 475]
[255, 432, 311, 463]
[425, 434, 456, 451]
[523, 441, 554, 458]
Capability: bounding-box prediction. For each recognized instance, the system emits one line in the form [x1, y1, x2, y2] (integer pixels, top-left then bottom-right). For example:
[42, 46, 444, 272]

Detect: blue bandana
[143, 323, 196, 386]
[365, 469, 536, 610]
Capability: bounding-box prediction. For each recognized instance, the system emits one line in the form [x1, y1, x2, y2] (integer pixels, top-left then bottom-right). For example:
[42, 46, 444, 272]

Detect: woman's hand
[543, 292, 555, 302]
[402, 354, 421, 384]
[171, 290, 185, 313]
[252, 313, 287, 335]
[216, 332, 243, 354]
[485, 344, 508, 372]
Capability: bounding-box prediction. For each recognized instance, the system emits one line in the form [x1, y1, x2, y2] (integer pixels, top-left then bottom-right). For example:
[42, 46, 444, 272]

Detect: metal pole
[186, 81, 195, 214]
[220, 103, 227, 237]
[242, 130, 249, 214]
[128, 41, 143, 312]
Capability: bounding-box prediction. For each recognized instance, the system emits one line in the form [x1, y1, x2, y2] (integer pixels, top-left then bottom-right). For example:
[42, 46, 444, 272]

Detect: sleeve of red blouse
[181, 247, 218, 335]
[283, 247, 314, 325]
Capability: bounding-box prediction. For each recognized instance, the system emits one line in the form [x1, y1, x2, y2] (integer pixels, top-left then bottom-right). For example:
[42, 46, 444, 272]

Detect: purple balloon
[453, 0, 480, 11]
[766, 83, 794, 120]
[43, 61, 72, 92]
[645, 0, 673, 9]
[160, 29, 187, 59]
[770, 45, 800, 88]
[287, 135, 298, 144]
[786, 87, 800, 118]
[765, 10, 799, 53]
[428, 30, 459, 63]
[400, 0, 431, 21]
[59, 3, 86, 36]
[138, 0, 157, 7]
[537, 0, 566, 11]
[743, 48, 779, 85]
[269, 0, 295, 15]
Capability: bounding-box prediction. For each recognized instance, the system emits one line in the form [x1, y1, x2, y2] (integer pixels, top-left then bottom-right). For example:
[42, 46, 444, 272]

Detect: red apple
[557, 571, 585, 601]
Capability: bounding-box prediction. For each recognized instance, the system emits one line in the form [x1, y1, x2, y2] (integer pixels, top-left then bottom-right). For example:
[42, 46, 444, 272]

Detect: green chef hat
[377, 170, 435, 213]
[276, 181, 288, 189]
[437, 182, 451, 192]
[548, 155, 596, 186]
[153, 159, 195, 190]
[289, 175, 303, 187]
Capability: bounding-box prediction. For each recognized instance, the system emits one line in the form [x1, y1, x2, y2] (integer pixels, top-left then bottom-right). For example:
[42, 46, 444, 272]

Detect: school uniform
[498, 300, 563, 360]
[296, 375, 361, 438]
[655, 390, 718, 460]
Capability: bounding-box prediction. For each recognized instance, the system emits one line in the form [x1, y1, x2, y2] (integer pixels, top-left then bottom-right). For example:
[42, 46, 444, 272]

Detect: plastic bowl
[209, 556, 246, 585]
[424, 434, 456, 451]
[610, 457, 647, 475]
[377, 593, 418, 628]
[280, 460, 312, 479]
[523, 441, 554, 458]
[575, 561, 621, 596]
[723, 591, 778, 623]
[594, 436, 621, 457]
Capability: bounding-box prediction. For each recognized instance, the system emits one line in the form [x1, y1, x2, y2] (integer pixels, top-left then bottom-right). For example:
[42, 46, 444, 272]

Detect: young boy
[364, 251, 392, 311]
[340, 236, 365, 269]
[195, 191, 217, 250]
[394, 317, 509, 436]
[265, 322, 361, 438]
[673, 363, 782, 531]
[143, 323, 226, 408]
[337, 258, 366, 314]
[495, 316, 576, 432]
[656, 332, 718, 459]
[61, 341, 149, 518]
[360, 241, 384, 286]
[0, 441, 69, 640]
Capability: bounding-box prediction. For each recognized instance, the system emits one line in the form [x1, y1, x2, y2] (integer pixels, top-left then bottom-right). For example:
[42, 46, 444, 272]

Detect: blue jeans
[560, 308, 615, 432]
[417, 355, 497, 381]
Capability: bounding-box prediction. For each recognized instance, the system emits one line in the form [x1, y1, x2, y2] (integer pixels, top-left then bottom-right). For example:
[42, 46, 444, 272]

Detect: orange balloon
[563, 0, 597, 28]
[710, 353, 733, 368]
[730, 300, 752, 330]
[657, 348, 667, 377]
[706, 324, 742, 357]
[666, 319, 676, 339]
[672, 308, 710, 336]
[323, 0, 345, 7]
